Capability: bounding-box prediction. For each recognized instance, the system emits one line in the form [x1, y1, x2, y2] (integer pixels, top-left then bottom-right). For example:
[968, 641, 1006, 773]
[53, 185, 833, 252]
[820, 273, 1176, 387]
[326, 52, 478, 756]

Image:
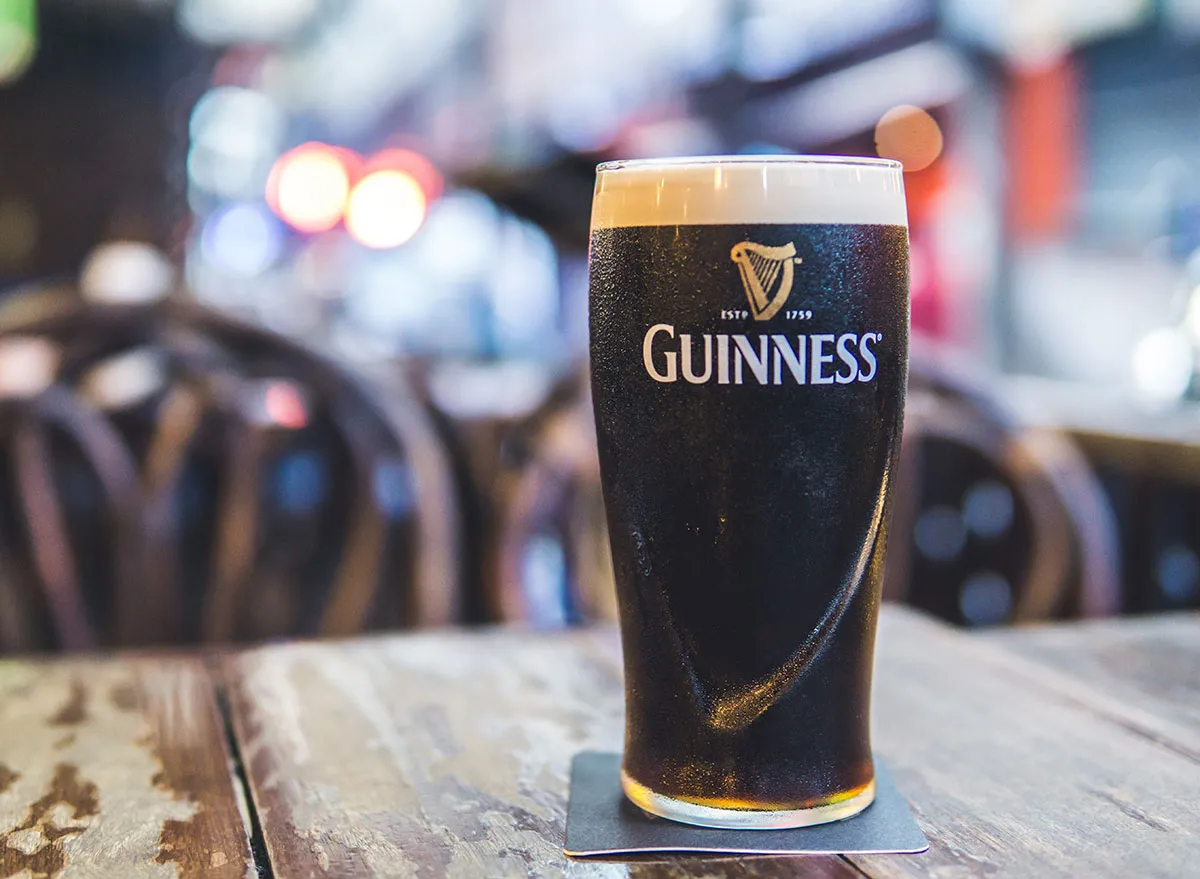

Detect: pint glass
[588, 156, 909, 829]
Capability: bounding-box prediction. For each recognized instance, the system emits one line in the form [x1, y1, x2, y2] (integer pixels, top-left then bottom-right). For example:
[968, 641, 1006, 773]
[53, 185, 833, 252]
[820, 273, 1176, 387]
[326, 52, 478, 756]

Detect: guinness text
[642, 323, 882, 385]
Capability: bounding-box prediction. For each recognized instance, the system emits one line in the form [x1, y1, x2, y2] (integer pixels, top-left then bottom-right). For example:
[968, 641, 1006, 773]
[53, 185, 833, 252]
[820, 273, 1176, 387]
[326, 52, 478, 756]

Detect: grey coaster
[564, 751, 928, 857]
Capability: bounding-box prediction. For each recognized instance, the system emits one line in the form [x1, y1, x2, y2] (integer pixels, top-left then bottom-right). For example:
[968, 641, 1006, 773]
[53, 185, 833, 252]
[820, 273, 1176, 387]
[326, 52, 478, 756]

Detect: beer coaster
[563, 752, 928, 858]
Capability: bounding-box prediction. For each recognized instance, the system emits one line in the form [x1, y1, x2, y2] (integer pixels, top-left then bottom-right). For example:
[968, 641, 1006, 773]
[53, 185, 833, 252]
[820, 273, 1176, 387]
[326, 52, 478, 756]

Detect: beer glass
[588, 156, 909, 829]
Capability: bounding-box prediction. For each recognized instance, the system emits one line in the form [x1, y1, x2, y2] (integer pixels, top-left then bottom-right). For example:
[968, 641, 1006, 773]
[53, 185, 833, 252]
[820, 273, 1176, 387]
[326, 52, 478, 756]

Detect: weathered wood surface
[858, 610, 1200, 879]
[225, 607, 1200, 878]
[225, 629, 857, 878]
[0, 654, 255, 879]
[985, 611, 1200, 761]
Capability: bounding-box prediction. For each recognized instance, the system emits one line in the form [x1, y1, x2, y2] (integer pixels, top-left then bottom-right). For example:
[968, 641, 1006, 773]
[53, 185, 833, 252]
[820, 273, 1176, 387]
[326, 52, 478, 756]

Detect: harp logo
[731, 241, 803, 321]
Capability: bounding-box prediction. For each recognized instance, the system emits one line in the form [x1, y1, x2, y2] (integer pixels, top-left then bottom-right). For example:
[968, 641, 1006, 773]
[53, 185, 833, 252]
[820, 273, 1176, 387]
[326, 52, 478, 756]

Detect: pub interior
[5, 0, 1197, 642]
[0, 1, 1197, 876]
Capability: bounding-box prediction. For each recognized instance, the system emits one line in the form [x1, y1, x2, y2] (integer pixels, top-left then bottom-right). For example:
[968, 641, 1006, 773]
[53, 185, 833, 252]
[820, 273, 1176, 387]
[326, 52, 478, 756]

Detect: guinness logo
[730, 241, 803, 321]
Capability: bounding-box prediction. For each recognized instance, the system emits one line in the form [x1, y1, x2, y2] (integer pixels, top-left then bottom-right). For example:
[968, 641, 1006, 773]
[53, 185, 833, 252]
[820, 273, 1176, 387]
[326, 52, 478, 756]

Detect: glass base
[620, 770, 876, 830]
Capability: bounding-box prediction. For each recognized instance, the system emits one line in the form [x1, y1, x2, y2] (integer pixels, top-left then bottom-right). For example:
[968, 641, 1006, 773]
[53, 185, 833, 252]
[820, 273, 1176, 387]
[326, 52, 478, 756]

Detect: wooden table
[1, 607, 1197, 878]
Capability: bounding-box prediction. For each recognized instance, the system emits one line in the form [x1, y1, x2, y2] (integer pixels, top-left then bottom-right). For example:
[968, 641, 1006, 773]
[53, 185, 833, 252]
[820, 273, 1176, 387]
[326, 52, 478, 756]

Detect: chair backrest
[886, 344, 1121, 626]
[0, 285, 462, 653]
[497, 374, 613, 626]
[497, 350, 1121, 628]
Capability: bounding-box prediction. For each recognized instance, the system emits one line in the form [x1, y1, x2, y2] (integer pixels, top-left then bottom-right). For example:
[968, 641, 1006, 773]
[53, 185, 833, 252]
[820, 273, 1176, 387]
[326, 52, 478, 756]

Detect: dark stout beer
[589, 157, 909, 829]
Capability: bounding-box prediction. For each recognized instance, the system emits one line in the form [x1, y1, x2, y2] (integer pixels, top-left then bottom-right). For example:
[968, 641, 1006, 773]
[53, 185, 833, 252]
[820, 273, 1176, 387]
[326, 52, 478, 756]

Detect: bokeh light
[0, 0, 36, 86]
[914, 505, 966, 562]
[178, 0, 318, 45]
[266, 143, 354, 233]
[188, 87, 284, 200]
[411, 190, 499, 284]
[343, 256, 433, 351]
[959, 571, 1013, 626]
[80, 348, 167, 411]
[366, 148, 443, 203]
[345, 170, 427, 249]
[1157, 544, 1200, 604]
[491, 217, 560, 354]
[962, 480, 1015, 540]
[0, 336, 58, 400]
[546, 83, 622, 152]
[201, 202, 284, 277]
[80, 242, 174, 304]
[263, 380, 308, 429]
[1132, 327, 1194, 404]
[274, 451, 326, 514]
[875, 104, 944, 172]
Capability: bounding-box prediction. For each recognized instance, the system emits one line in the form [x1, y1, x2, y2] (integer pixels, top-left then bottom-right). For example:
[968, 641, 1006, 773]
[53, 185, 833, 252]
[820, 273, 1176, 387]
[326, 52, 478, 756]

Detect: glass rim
[596, 154, 904, 173]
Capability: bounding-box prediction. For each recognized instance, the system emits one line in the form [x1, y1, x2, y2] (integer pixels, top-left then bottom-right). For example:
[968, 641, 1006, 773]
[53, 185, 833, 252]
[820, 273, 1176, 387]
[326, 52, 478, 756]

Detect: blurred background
[0, 0, 1199, 653]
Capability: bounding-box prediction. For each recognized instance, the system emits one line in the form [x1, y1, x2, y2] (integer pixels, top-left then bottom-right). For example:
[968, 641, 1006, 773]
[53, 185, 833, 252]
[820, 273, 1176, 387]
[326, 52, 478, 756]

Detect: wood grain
[985, 612, 1200, 761]
[226, 608, 1200, 878]
[854, 610, 1200, 879]
[0, 655, 255, 879]
[225, 629, 860, 878]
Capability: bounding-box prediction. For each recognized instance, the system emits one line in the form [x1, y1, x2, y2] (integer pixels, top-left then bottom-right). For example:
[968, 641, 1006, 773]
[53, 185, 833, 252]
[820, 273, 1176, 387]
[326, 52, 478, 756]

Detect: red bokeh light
[264, 380, 308, 429]
[266, 143, 359, 233]
[364, 148, 443, 203]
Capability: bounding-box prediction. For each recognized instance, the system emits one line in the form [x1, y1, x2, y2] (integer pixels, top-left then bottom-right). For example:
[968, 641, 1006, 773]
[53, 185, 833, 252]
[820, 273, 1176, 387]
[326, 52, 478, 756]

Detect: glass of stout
[588, 156, 909, 829]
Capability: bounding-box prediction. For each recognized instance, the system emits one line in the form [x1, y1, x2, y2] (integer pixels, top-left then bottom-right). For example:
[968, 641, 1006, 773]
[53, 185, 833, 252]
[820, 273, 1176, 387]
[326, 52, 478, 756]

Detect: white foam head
[591, 155, 907, 229]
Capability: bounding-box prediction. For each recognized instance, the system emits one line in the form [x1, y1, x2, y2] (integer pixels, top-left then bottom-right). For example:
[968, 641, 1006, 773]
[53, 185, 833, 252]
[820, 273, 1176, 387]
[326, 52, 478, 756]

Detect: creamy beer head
[592, 155, 907, 229]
